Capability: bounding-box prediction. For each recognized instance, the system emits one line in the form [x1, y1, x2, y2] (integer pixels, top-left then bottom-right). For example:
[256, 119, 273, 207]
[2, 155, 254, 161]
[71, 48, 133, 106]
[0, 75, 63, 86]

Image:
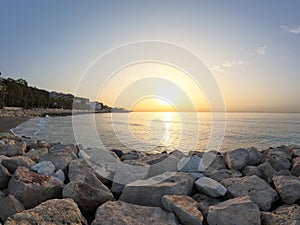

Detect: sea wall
[0, 133, 299, 224]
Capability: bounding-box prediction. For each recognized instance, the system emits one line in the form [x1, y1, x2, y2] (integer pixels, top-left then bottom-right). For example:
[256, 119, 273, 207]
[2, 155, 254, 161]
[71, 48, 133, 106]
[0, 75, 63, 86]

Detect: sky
[0, 0, 300, 112]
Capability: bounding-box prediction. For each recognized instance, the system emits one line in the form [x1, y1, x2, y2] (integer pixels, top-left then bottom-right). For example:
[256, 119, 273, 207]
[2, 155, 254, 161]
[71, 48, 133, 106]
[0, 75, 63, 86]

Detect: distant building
[74, 97, 89, 105]
[16, 78, 28, 86]
[89, 101, 103, 110]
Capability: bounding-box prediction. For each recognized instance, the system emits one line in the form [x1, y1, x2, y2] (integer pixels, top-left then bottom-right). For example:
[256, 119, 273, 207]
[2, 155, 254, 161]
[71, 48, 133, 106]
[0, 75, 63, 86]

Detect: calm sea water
[11, 112, 300, 153]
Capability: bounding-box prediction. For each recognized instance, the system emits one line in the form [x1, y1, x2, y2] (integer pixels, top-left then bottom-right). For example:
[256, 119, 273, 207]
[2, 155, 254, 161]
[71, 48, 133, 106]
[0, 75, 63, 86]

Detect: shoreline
[0, 117, 31, 133]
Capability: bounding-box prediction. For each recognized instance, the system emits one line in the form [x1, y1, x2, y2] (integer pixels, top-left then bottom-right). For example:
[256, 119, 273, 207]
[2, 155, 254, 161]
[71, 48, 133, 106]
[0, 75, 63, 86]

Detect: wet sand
[0, 117, 30, 133]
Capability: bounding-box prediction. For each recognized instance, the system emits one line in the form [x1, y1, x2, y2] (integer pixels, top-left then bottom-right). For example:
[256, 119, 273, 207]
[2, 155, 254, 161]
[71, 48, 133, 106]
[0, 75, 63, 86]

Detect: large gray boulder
[247, 147, 263, 166]
[119, 172, 195, 207]
[0, 195, 25, 221]
[224, 148, 249, 170]
[24, 148, 48, 163]
[0, 164, 11, 189]
[203, 169, 242, 182]
[5, 198, 87, 225]
[221, 175, 278, 211]
[195, 177, 227, 198]
[31, 161, 55, 176]
[242, 166, 262, 177]
[162, 195, 203, 225]
[273, 175, 300, 204]
[91, 201, 179, 225]
[8, 166, 64, 209]
[0, 141, 26, 157]
[207, 196, 261, 225]
[1, 156, 36, 174]
[263, 146, 292, 171]
[261, 204, 300, 225]
[40, 152, 73, 172]
[291, 157, 300, 176]
[147, 154, 180, 178]
[62, 172, 114, 215]
[177, 156, 202, 172]
[257, 162, 277, 183]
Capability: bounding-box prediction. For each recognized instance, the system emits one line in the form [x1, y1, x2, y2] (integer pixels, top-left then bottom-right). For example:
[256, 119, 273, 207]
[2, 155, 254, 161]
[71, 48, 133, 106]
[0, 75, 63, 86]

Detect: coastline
[0, 117, 31, 133]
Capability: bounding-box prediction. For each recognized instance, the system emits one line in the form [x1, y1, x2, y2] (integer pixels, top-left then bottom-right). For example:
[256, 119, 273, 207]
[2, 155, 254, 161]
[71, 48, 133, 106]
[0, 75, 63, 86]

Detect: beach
[0, 117, 30, 133]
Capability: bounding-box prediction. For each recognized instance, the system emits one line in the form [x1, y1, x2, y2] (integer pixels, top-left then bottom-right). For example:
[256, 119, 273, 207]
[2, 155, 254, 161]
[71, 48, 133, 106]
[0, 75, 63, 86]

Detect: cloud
[281, 25, 300, 34]
[210, 60, 246, 73]
[253, 45, 266, 56]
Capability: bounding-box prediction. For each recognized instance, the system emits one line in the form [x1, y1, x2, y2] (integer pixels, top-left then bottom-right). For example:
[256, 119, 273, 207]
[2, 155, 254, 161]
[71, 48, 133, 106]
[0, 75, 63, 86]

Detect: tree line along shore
[0, 132, 299, 224]
[0, 75, 128, 112]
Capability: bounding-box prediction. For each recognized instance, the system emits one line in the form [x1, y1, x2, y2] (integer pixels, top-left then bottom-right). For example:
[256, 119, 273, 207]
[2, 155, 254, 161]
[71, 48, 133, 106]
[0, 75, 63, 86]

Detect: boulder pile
[0, 133, 299, 224]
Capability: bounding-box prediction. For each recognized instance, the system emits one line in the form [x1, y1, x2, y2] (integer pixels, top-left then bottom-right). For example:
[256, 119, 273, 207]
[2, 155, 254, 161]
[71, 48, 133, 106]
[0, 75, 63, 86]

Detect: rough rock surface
[242, 165, 262, 177]
[40, 151, 73, 172]
[8, 166, 64, 209]
[257, 162, 277, 183]
[31, 161, 56, 176]
[224, 148, 249, 170]
[119, 172, 195, 207]
[0, 195, 25, 221]
[192, 193, 221, 218]
[177, 156, 202, 172]
[0, 164, 11, 189]
[194, 177, 227, 198]
[207, 196, 261, 225]
[24, 148, 48, 163]
[221, 175, 278, 211]
[203, 169, 242, 182]
[162, 195, 203, 225]
[273, 175, 300, 204]
[62, 172, 114, 214]
[261, 204, 300, 225]
[5, 198, 87, 225]
[1, 156, 36, 174]
[0, 141, 26, 157]
[91, 201, 178, 225]
[291, 157, 300, 176]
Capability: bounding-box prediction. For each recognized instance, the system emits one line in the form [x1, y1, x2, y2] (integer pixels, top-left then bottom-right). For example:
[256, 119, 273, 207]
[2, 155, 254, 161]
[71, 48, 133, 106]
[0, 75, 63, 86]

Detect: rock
[121, 151, 144, 161]
[273, 175, 300, 204]
[207, 196, 261, 225]
[203, 153, 227, 171]
[247, 147, 263, 166]
[40, 152, 72, 172]
[192, 193, 221, 218]
[1, 156, 36, 174]
[0, 191, 4, 200]
[110, 149, 124, 158]
[8, 167, 64, 209]
[111, 161, 149, 195]
[24, 148, 48, 163]
[0, 164, 12, 189]
[203, 169, 242, 182]
[189, 172, 205, 179]
[257, 162, 277, 183]
[0, 141, 26, 157]
[5, 198, 87, 225]
[195, 177, 227, 198]
[242, 166, 262, 177]
[119, 172, 195, 207]
[261, 204, 300, 225]
[224, 148, 249, 170]
[263, 146, 292, 171]
[221, 175, 278, 211]
[31, 161, 55, 176]
[68, 158, 94, 181]
[147, 154, 180, 178]
[62, 172, 114, 215]
[292, 148, 300, 158]
[291, 157, 300, 176]
[49, 143, 78, 155]
[91, 201, 178, 225]
[51, 169, 65, 182]
[162, 195, 203, 225]
[0, 195, 25, 221]
[29, 140, 50, 150]
[177, 156, 202, 172]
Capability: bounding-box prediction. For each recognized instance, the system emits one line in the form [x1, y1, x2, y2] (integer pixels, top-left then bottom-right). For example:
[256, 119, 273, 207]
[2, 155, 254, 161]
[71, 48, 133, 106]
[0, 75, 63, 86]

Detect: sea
[11, 112, 300, 153]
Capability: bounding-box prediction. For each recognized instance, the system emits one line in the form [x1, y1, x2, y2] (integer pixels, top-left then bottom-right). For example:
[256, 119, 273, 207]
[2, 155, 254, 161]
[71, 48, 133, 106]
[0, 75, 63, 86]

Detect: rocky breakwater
[0, 133, 300, 224]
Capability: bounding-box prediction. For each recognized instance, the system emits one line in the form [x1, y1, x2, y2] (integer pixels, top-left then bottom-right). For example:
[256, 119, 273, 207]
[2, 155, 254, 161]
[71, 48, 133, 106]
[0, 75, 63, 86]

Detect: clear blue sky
[0, 0, 299, 112]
